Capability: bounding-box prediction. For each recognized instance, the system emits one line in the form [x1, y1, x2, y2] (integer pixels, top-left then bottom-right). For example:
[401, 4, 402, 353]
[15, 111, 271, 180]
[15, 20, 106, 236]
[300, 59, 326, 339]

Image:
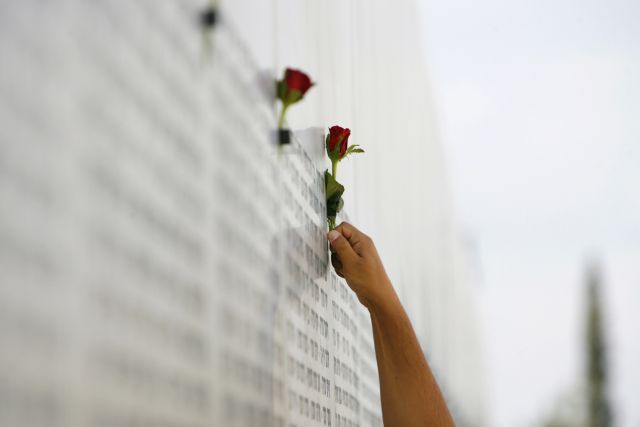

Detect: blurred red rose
[277, 68, 313, 105]
[277, 68, 314, 128]
[285, 69, 313, 95]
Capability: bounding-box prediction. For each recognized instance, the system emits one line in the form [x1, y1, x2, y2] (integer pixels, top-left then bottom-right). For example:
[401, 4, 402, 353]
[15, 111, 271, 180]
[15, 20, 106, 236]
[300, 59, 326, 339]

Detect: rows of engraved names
[0, 3, 383, 427]
[280, 141, 332, 427]
[209, 21, 286, 427]
[77, 1, 213, 425]
[279, 137, 363, 427]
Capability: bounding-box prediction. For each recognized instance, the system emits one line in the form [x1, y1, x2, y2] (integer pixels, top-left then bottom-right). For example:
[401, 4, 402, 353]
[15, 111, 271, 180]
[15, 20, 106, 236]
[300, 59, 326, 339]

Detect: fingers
[334, 222, 359, 240]
[334, 222, 369, 256]
[327, 229, 357, 266]
[331, 253, 344, 278]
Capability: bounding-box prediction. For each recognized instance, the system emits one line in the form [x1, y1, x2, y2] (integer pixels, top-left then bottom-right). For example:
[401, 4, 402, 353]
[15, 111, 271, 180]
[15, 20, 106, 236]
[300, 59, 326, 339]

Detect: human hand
[327, 222, 395, 310]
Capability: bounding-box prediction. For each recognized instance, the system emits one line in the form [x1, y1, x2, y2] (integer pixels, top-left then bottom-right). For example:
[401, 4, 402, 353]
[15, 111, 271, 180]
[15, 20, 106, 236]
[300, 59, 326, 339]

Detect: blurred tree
[537, 261, 614, 427]
[585, 262, 612, 427]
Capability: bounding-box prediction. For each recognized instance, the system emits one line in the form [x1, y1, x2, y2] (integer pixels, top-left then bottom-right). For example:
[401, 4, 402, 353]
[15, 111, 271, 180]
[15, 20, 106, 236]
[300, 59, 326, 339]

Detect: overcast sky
[417, 0, 640, 425]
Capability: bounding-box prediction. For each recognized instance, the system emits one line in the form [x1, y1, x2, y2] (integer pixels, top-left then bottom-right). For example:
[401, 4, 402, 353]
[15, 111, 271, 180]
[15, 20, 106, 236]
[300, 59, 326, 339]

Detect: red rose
[324, 125, 364, 230]
[277, 68, 315, 128]
[339, 133, 349, 158]
[285, 68, 313, 95]
[326, 126, 351, 161]
[277, 68, 313, 105]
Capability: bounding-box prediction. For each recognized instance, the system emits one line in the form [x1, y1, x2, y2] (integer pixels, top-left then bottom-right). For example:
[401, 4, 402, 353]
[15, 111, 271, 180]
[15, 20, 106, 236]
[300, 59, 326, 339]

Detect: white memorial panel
[0, 1, 382, 426]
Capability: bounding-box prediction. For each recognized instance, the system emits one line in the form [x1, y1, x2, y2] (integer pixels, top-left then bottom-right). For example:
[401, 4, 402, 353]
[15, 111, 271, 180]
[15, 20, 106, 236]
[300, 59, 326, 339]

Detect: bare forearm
[326, 224, 454, 426]
[368, 284, 454, 427]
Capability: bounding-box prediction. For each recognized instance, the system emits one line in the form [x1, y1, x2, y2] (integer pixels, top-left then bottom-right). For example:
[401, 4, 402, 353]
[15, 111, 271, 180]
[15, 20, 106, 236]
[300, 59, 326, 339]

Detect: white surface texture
[0, 0, 484, 426]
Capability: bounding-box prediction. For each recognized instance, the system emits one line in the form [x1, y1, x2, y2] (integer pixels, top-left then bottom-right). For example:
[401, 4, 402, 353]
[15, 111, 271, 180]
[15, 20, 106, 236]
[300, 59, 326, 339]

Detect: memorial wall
[0, 1, 485, 426]
[0, 1, 383, 426]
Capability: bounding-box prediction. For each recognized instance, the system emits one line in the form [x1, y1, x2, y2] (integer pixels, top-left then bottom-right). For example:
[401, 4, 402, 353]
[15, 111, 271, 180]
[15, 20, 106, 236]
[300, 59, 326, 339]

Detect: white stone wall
[222, 0, 486, 424]
[0, 0, 484, 425]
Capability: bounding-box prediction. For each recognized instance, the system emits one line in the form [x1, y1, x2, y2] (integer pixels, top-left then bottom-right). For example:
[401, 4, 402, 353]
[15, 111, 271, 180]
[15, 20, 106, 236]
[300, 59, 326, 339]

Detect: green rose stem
[329, 160, 337, 230]
[278, 103, 290, 129]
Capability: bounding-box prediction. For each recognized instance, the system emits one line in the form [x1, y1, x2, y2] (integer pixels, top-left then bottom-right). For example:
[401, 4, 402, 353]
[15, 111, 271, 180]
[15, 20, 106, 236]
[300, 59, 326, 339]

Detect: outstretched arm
[328, 222, 454, 427]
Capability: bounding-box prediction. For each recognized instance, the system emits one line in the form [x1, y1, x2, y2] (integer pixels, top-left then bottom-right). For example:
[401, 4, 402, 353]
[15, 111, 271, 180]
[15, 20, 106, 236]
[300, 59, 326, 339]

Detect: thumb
[328, 229, 357, 265]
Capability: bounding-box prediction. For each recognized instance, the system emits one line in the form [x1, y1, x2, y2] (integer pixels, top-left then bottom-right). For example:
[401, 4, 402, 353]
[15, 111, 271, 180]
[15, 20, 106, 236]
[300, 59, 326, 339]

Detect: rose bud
[325, 125, 364, 176]
[277, 68, 313, 105]
[277, 68, 314, 129]
[326, 126, 351, 162]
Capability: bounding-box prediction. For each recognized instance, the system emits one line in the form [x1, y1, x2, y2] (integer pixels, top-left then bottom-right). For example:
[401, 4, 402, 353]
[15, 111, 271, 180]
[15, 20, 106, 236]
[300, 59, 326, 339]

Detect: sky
[417, 0, 640, 426]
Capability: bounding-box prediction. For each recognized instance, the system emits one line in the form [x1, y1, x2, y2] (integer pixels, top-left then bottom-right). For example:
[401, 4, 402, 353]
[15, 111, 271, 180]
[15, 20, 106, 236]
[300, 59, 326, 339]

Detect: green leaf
[325, 170, 344, 200]
[346, 144, 365, 155]
[325, 170, 345, 219]
[340, 145, 365, 161]
[276, 80, 287, 101]
[327, 194, 343, 220]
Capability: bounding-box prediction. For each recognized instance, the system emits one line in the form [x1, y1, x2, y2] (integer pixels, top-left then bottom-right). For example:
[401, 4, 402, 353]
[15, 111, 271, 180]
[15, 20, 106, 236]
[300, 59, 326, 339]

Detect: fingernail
[327, 230, 340, 242]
